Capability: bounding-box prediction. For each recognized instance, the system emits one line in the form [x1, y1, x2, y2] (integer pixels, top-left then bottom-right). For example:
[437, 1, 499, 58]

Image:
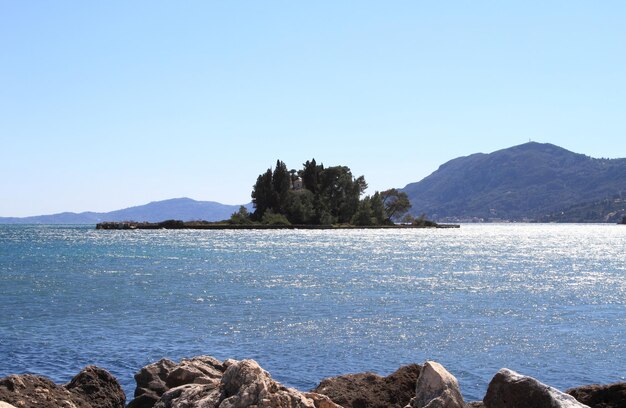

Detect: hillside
[0, 198, 252, 224]
[401, 142, 626, 222]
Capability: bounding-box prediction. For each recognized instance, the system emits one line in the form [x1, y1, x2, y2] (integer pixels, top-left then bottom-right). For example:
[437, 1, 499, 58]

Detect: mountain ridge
[0, 198, 253, 224]
[401, 142, 626, 222]
[4, 142, 626, 224]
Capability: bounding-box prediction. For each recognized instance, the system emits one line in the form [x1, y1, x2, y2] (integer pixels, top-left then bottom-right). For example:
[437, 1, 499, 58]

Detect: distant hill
[0, 198, 253, 224]
[401, 142, 626, 222]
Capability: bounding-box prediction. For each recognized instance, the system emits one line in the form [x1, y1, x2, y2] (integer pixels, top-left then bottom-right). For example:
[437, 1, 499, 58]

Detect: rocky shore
[1, 356, 624, 408]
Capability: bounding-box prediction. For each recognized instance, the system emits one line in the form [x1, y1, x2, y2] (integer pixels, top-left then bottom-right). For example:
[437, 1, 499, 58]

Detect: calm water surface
[0, 224, 624, 401]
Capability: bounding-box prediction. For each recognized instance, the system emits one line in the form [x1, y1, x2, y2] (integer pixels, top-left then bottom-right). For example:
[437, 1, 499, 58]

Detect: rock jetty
[1, 356, 624, 408]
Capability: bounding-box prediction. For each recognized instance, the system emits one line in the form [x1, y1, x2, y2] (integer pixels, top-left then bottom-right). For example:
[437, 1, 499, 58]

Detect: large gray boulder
[0, 366, 125, 408]
[154, 381, 222, 408]
[405, 361, 465, 408]
[219, 359, 337, 408]
[483, 368, 590, 408]
[129, 356, 340, 408]
[165, 356, 226, 389]
[128, 356, 227, 408]
[313, 364, 422, 408]
[129, 358, 178, 408]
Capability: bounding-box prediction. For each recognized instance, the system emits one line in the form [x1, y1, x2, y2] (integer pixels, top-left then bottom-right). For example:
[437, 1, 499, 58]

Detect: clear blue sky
[2, 1, 625, 217]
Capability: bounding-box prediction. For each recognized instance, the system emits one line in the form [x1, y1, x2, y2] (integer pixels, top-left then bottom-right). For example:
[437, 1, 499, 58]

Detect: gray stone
[405, 361, 465, 408]
[303, 392, 345, 408]
[220, 359, 317, 408]
[483, 368, 590, 408]
[130, 356, 335, 408]
[129, 358, 178, 408]
[129, 356, 227, 408]
[154, 382, 221, 408]
[165, 356, 225, 389]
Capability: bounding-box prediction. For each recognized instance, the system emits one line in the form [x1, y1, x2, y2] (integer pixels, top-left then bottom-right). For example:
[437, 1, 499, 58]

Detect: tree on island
[381, 188, 412, 221]
[239, 159, 413, 226]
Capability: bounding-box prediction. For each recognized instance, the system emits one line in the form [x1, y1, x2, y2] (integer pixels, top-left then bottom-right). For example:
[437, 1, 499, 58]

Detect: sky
[1, 1, 625, 217]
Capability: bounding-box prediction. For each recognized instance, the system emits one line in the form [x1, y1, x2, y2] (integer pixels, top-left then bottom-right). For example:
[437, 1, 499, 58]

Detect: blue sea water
[0, 224, 624, 402]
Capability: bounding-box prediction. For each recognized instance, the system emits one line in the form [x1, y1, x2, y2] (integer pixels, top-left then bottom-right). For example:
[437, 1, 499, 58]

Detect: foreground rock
[218, 359, 339, 408]
[128, 356, 339, 408]
[129, 356, 226, 408]
[483, 368, 590, 408]
[312, 364, 421, 408]
[0, 365, 124, 408]
[129, 358, 178, 408]
[567, 382, 626, 408]
[3, 357, 621, 408]
[405, 361, 465, 408]
[464, 402, 485, 408]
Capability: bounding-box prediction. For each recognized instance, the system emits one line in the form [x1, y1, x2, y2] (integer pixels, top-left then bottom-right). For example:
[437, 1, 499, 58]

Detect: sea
[0, 224, 624, 402]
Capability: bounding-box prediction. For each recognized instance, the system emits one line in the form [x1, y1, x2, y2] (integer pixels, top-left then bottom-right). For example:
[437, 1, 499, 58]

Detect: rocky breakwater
[1, 356, 625, 408]
[126, 356, 341, 408]
[121, 356, 626, 408]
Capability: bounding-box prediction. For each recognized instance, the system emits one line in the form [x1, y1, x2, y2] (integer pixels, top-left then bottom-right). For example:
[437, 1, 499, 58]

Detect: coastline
[95, 221, 461, 230]
[0, 356, 623, 408]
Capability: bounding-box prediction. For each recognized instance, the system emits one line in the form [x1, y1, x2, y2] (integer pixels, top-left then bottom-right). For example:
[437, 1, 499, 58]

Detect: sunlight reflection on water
[0, 224, 624, 401]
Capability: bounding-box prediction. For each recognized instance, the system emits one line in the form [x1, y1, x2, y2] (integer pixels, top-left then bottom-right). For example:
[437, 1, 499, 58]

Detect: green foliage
[317, 210, 336, 225]
[284, 190, 315, 224]
[158, 220, 185, 228]
[251, 168, 273, 221]
[411, 214, 438, 227]
[261, 210, 291, 225]
[318, 166, 365, 223]
[272, 160, 291, 213]
[370, 192, 387, 225]
[251, 159, 368, 225]
[229, 206, 252, 224]
[301, 159, 321, 194]
[381, 188, 412, 221]
[250, 159, 428, 226]
[351, 196, 374, 226]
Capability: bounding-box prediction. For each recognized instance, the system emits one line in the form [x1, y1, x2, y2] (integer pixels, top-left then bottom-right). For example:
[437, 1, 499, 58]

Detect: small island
[97, 159, 458, 230]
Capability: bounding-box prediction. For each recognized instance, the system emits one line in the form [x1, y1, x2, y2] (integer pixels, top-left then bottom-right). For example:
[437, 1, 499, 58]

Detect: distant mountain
[0, 198, 253, 224]
[401, 142, 626, 222]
